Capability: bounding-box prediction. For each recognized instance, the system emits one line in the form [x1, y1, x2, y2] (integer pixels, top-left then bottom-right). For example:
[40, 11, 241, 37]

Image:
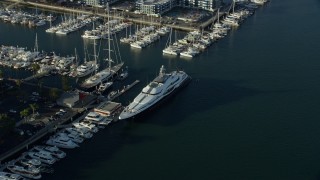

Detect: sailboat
[33, 33, 45, 61]
[76, 43, 98, 78]
[80, 3, 124, 91]
[162, 28, 182, 56]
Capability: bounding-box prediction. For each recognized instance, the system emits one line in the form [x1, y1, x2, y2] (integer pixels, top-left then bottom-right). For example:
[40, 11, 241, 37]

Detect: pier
[108, 80, 140, 101]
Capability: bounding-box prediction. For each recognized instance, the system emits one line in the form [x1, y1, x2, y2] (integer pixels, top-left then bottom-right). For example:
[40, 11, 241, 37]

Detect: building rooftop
[142, 0, 172, 5]
[94, 101, 122, 116]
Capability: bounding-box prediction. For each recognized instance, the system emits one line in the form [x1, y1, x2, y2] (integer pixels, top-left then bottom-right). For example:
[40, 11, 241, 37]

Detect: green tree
[29, 103, 39, 117]
[15, 79, 22, 89]
[0, 114, 15, 137]
[20, 108, 30, 120]
[31, 63, 40, 73]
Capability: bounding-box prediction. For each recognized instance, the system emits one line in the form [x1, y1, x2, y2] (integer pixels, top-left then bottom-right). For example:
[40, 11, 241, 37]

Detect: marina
[2, 0, 319, 180]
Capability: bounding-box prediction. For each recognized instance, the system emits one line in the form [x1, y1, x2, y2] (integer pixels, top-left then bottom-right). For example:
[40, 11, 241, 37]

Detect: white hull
[119, 66, 190, 120]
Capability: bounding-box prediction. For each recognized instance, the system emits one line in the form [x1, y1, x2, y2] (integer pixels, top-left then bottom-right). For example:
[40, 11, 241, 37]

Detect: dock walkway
[108, 80, 140, 101]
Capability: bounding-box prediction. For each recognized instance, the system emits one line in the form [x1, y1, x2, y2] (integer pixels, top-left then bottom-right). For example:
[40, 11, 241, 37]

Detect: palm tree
[31, 63, 40, 73]
[29, 103, 39, 117]
[15, 79, 22, 89]
[20, 108, 30, 121]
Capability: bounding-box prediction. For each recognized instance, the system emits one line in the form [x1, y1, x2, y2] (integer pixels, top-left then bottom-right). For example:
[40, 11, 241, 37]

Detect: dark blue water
[1, 0, 320, 179]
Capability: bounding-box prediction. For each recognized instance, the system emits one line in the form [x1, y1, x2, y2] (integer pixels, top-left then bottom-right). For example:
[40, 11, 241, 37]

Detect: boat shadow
[130, 77, 262, 126]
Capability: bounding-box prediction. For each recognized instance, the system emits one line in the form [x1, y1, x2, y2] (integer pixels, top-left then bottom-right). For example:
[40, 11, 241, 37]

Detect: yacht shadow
[130, 78, 262, 126]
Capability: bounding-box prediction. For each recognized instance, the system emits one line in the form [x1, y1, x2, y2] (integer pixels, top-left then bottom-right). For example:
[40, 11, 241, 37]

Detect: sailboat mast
[93, 38, 97, 73]
[107, 3, 111, 70]
[232, 0, 235, 14]
[34, 33, 38, 52]
[217, 8, 220, 23]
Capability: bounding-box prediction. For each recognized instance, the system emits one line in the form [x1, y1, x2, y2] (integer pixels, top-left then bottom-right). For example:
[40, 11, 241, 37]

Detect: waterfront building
[135, 0, 222, 16]
[84, 0, 119, 7]
[135, 0, 179, 17]
[94, 101, 122, 116]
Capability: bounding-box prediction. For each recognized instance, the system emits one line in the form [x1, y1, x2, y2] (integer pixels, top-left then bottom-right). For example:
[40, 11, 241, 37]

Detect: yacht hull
[119, 75, 191, 120]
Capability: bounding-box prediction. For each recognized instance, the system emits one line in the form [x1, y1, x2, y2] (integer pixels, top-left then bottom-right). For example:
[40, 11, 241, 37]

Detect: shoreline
[0, 0, 222, 32]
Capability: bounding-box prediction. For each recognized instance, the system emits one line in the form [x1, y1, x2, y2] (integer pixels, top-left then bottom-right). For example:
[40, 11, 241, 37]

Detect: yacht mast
[107, 3, 111, 70]
[217, 8, 220, 23]
[232, 0, 235, 14]
[34, 33, 38, 52]
[93, 38, 97, 74]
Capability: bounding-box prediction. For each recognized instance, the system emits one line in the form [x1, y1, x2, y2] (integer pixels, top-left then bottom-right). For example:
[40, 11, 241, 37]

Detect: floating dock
[108, 80, 140, 101]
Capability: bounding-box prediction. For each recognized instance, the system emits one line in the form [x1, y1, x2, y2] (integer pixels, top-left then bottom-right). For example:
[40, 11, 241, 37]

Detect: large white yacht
[0, 171, 25, 180]
[46, 134, 79, 149]
[119, 65, 191, 120]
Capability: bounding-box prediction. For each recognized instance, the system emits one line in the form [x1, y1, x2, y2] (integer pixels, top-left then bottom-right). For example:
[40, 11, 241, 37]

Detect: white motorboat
[72, 122, 98, 133]
[119, 65, 191, 120]
[180, 47, 200, 58]
[60, 129, 84, 143]
[33, 145, 66, 159]
[130, 41, 146, 49]
[117, 69, 128, 81]
[0, 171, 25, 180]
[97, 82, 113, 93]
[46, 134, 79, 149]
[27, 151, 56, 165]
[84, 112, 110, 125]
[6, 165, 41, 179]
[19, 158, 41, 167]
[65, 127, 93, 139]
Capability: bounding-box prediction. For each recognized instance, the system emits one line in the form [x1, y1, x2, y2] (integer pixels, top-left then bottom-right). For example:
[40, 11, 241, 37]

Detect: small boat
[27, 151, 56, 165]
[19, 158, 41, 167]
[84, 112, 111, 126]
[33, 145, 66, 159]
[46, 134, 79, 149]
[117, 68, 128, 81]
[97, 81, 113, 93]
[72, 122, 98, 133]
[64, 127, 93, 139]
[107, 90, 119, 100]
[6, 165, 41, 179]
[0, 171, 25, 180]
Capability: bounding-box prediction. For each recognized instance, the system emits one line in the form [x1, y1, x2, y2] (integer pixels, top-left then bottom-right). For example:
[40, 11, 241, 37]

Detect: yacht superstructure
[119, 65, 190, 120]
